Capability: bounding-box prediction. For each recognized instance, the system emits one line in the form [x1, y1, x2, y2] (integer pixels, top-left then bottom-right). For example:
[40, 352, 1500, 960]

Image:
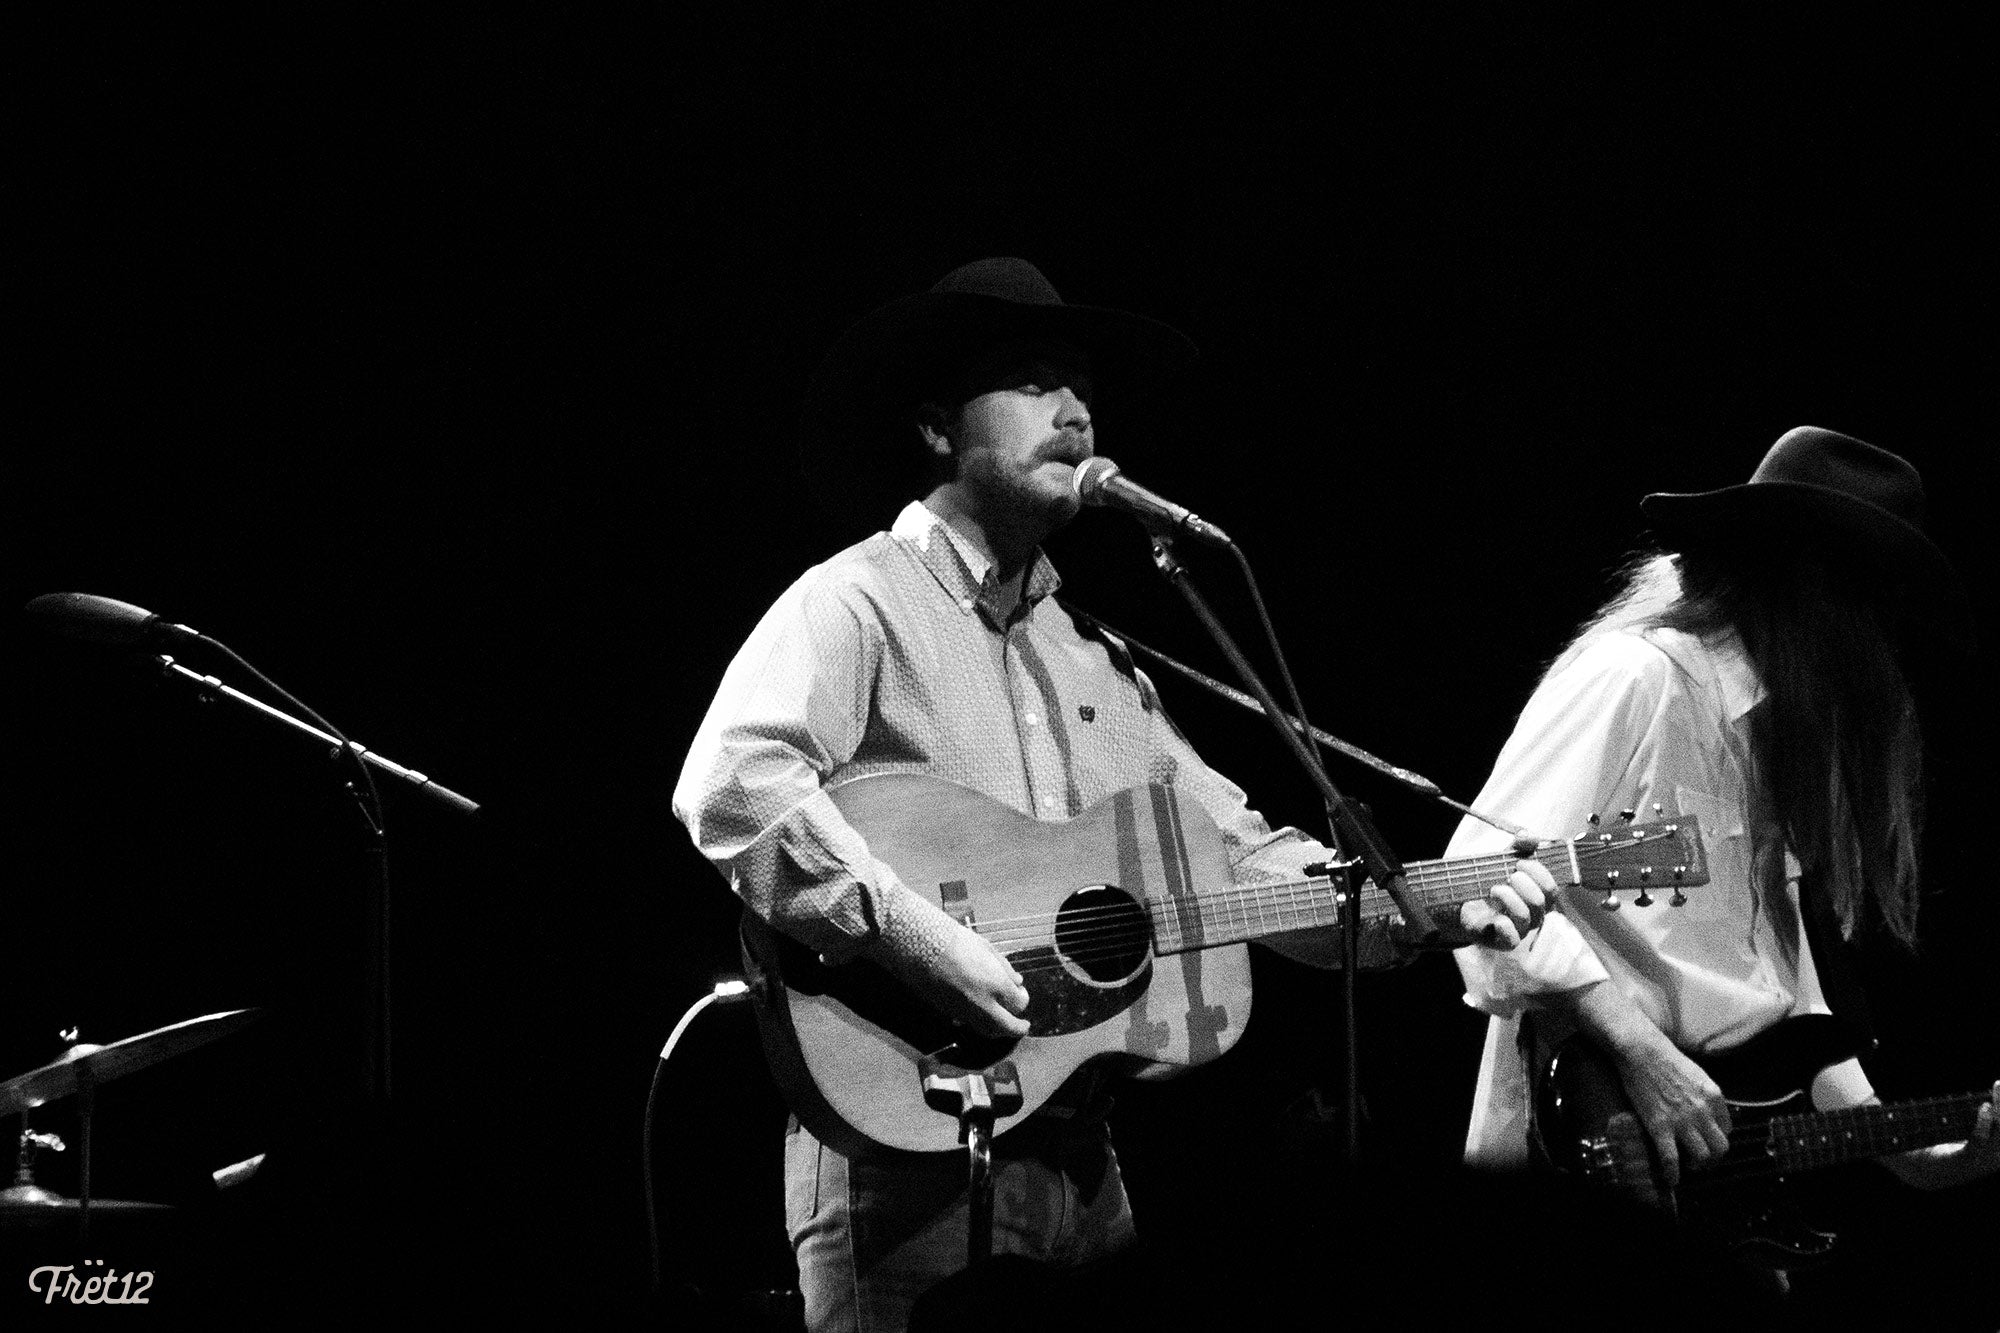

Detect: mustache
[1040, 431, 1093, 465]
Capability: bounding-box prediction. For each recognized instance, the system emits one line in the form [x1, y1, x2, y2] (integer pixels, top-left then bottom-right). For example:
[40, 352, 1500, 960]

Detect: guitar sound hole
[1053, 886, 1151, 984]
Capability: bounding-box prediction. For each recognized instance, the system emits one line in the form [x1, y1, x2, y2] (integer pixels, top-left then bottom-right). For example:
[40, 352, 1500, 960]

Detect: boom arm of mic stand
[152, 654, 481, 818]
[1145, 540, 1453, 947]
[151, 650, 478, 1107]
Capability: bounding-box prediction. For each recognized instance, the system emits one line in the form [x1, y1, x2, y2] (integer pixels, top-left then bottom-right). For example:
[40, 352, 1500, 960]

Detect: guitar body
[1535, 1014, 1870, 1267]
[743, 774, 1253, 1156]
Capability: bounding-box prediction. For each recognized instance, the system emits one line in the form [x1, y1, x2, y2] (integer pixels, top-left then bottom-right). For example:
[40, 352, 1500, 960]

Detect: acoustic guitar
[744, 773, 1709, 1154]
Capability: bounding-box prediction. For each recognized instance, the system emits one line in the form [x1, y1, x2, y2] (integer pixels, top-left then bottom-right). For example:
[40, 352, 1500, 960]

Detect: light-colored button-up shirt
[1448, 625, 1871, 1167]
[674, 501, 1342, 962]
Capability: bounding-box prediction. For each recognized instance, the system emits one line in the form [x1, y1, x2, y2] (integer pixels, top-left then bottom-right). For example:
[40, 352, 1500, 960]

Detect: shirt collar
[1650, 625, 1765, 724]
[1708, 630, 1764, 724]
[891, 501, 1063, 623]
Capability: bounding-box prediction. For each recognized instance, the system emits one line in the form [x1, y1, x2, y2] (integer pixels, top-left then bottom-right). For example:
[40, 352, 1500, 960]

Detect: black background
[8, 7, 1995, 1326]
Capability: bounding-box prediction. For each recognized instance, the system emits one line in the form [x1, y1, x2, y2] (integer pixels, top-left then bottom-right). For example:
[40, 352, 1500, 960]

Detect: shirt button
[1040, 796, 1057, 809]
[959, 597, 975, 611]
[1023, 714, 1039, 726]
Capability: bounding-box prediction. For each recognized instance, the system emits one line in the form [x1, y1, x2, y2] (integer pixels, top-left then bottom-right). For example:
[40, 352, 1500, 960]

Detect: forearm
[1560, 976, 1674, 1061]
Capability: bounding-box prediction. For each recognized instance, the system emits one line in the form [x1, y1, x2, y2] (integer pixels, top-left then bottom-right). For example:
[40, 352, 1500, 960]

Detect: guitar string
[981, 880, 1608, 963]
[958, 848, 1611, 929]
[959, 835, 1689, 938]
[1699, 1093, 1987, 1179]
[919, 831, 1695, 977]
[968, 854, 1690, 961]
[1592, 1092, 1988, 1188]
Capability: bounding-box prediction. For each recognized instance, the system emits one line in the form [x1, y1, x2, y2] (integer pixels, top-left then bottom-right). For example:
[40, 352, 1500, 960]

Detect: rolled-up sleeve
[1448, 634, 1683, 1012]
[673, 567, 909, 960]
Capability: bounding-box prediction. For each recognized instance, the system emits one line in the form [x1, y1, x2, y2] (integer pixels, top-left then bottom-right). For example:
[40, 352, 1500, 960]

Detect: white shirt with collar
[1447, 626, 1874, 1167]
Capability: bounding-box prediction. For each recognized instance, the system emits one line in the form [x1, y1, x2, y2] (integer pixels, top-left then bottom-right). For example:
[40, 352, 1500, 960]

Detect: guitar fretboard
[1147, 837, 1694, 954]
[1758, 1093, 1986, 1172]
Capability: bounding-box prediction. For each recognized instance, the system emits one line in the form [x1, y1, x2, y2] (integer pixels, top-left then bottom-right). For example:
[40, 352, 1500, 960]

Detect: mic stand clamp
[918, 1057, 1024, 1269]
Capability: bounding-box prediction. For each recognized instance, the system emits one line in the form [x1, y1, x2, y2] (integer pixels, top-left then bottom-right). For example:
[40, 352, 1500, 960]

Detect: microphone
[1071, 457, 1235, 548]
[25, 592, 203, 649]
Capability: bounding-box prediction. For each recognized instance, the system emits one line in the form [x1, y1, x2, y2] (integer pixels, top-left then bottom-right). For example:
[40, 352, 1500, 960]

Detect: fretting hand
[1460, 857, 1556, 950]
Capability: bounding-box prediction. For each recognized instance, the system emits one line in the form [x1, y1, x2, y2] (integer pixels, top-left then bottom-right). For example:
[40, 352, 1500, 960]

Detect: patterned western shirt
[673, 501, 1361, 963]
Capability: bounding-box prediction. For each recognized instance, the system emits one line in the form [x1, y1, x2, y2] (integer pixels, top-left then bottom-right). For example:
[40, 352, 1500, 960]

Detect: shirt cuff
[1455, 912, 1610, 1018]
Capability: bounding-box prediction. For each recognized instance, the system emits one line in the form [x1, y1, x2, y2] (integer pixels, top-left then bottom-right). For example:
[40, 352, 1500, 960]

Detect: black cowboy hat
[1641, 426, 1970, 641]
[798, 257, 1197, 518]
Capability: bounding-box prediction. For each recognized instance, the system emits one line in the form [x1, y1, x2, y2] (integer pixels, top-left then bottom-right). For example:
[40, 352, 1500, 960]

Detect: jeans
[784, 1114, 1137, 1333]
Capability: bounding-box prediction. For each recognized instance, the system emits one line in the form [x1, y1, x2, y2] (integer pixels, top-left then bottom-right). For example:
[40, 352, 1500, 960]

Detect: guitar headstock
[1539, 813, 1710, 909]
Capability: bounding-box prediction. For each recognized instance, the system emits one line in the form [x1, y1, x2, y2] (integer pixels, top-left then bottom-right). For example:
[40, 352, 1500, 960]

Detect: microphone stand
[1145, 536, 1466, 1166]
[151, 649, 480, 1107]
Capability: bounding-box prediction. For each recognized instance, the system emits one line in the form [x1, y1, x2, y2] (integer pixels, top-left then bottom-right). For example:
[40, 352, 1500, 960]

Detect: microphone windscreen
[1072, 456, 1122, 504]
[25, 592, 161, 646]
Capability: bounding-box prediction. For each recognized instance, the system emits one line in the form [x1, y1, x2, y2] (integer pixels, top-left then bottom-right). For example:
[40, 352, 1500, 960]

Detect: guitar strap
[1796, 873, 1877, 1053]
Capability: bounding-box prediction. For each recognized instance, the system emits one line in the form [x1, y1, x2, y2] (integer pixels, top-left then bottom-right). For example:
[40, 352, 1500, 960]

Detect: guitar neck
[1149, 845, 1573, 954]
[1759, 1092, 1987, 1173]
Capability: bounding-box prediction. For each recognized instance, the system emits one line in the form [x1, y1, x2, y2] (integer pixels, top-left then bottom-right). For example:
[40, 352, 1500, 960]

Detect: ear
[916, 403, 953, 458]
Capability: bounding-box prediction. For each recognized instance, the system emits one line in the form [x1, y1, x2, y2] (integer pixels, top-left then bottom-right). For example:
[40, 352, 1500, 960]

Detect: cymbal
[0, 1189, 174, 1214]
[0, 1187, 176, 1231]
[1, 1009, 262, 1115]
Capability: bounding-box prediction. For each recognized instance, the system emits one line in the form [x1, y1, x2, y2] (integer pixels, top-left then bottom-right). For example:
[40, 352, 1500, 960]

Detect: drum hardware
[1, 1010, 261, 1238]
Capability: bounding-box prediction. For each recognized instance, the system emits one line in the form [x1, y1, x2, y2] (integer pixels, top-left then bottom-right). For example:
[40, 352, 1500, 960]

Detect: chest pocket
[1672, 785, 1759, 947]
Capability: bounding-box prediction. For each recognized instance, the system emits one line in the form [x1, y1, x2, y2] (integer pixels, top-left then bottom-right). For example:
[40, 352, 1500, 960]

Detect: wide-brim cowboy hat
[1640, 425, 1970, 643]
[798, 257, 1198, 517]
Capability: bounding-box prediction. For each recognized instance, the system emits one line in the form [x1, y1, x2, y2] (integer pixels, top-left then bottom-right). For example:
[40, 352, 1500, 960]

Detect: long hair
[1556, 549, 1925, 946]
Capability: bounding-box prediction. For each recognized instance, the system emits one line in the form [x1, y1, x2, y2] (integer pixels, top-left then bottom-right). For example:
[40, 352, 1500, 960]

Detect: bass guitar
[744, 773, 1708, 1154]
[1534, 1013, 1989, 1267]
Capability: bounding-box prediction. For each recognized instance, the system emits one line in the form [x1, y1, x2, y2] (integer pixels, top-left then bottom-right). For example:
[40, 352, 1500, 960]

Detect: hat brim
[1641, 482, 1971, 646]
[798, 291, 1198, 522]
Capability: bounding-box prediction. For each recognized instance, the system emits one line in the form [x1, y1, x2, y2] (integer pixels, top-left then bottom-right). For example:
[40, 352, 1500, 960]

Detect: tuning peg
[1599, 870, 1622, 910]
[1634, 867, 1655, 907]
[1619, 808, 1636, 824]
[1670, 866, 1688, 907]
[1587, 812, 1601, 828]
[1651, 802, 1664, 817]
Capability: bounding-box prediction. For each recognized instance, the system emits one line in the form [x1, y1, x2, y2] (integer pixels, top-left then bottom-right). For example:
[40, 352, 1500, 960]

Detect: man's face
[942, 340, 1096, 531]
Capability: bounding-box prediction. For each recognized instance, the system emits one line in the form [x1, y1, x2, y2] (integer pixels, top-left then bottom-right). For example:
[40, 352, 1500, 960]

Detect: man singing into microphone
[672, 257, 1547, 1332]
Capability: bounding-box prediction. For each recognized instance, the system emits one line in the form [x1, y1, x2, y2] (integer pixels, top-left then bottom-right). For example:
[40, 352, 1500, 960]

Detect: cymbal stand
[75, 1060, 96, 1243]
[4, 1119, 67, 1206]
[919, 1057, 1024, 1268]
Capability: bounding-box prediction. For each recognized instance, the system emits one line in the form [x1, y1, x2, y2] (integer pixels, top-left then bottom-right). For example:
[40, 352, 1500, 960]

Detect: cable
[196, 633, 387, 831]
[644, 979, 752, 1294]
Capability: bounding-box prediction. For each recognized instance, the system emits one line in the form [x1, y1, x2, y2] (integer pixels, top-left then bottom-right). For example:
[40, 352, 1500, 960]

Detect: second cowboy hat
[798, 257, 1198, 516]
[1641, 425, 1969, 641]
